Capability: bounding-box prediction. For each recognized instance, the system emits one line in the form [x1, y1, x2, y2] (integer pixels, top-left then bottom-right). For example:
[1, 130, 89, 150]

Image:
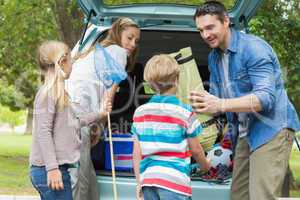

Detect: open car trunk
[90, 29, 231, 200]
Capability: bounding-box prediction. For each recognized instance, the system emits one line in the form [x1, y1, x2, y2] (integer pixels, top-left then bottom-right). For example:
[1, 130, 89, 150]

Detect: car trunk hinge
[239, 15, 249, 33]
[79, 9, 96, 45]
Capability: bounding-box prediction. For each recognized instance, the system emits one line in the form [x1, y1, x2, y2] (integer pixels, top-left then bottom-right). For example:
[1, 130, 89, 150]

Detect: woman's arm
[70, 85, 112, 128]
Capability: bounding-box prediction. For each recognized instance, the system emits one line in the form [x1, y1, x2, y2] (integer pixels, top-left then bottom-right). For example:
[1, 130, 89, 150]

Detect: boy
[132, 54, 210, 200]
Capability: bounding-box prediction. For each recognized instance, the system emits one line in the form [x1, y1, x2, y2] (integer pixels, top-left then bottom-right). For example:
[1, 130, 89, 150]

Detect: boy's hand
[202, 158, 211, 172]
[136, 184, 144, 200]
[47, 169, 64, 190]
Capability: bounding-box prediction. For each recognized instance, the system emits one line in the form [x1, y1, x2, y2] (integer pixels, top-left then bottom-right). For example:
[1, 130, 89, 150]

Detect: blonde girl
[29, 41, 111, 200]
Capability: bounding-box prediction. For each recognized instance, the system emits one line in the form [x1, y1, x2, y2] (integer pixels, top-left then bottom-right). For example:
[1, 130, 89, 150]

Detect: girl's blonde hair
[37, 40, 70, 110]
[144, 54, 180, 93]
[77, 17, 140, 72]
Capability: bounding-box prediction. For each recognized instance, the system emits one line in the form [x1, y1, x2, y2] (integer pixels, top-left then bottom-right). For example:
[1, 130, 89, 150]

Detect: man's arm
[220, 94, 262, 113]
[189, 90, 262, 114]
[190, 44, 276, 115]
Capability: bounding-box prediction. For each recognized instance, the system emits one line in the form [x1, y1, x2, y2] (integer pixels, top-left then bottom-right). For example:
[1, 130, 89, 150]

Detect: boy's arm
[186, 112, 210, 171]
[188, 137, 210, 171]
[133, 138, 143, 199]
[133, 138, 142, 184]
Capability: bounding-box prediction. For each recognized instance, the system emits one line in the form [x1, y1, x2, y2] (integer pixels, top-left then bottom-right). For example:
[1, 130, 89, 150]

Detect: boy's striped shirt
[131, 95, 202, 196]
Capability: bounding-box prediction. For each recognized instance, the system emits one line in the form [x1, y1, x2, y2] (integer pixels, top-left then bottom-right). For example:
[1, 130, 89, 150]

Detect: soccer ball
[207, 145, 232, 168]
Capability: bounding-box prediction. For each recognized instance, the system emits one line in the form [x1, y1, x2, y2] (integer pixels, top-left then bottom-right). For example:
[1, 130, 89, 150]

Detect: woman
[66, 17, 140, 200]
[29, 40, 111, 200]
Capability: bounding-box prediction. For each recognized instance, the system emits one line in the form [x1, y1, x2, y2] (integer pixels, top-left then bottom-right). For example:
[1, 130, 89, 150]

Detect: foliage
[103, 0, 235, 7]
[0, 104, 26, 129]
[249, 0, 300, 113]
[0, 0, 59, 111]
[0, 0, 82, 133]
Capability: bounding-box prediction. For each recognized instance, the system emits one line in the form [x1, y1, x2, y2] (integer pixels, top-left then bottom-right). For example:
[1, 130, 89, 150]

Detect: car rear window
[103, 0, 236, 9]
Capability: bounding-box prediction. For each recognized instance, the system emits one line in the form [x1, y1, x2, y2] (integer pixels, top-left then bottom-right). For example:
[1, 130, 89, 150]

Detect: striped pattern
[131, 95, 202, 196]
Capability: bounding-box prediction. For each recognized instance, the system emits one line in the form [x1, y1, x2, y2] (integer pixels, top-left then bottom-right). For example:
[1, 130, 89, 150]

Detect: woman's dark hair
[193, 1, 228, 23]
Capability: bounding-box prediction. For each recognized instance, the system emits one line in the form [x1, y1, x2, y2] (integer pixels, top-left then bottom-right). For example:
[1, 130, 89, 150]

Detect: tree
[50, 0, 83, 48]
[250, 0, 300, 114]
[0, 104, 26, 131]
[0, 0, 82, 133]
[250, 1, 300, 196]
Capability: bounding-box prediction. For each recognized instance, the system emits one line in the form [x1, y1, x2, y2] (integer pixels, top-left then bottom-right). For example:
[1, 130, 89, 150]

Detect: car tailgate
[96, 175, 230, 200]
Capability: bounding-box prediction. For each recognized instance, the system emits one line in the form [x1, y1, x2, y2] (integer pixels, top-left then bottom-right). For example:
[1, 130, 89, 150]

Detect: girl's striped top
[131, 95, 203, 196]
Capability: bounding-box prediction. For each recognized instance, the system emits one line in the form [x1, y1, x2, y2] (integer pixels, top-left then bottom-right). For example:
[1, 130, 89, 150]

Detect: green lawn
[290, 148, 300, 197]
[0, 134, 299, 197]
[0, 134, 37, 195]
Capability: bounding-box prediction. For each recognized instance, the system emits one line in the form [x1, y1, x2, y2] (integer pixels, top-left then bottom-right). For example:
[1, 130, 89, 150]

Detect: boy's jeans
[142, 186, 192, 200]
[30, 165, 73, 200]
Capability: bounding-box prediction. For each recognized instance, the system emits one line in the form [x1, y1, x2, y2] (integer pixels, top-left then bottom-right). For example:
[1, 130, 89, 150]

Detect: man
[189, 1, 300, 200]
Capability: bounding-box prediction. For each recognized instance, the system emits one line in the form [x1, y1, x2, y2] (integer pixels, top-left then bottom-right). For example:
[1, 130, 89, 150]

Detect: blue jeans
[30, 165, 73, 200]
[142, 186, 192, 200]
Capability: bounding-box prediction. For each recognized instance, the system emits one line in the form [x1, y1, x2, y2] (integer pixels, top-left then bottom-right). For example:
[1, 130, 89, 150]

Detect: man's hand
[188, 90, 223, 114]
[47, 169, 64, 190]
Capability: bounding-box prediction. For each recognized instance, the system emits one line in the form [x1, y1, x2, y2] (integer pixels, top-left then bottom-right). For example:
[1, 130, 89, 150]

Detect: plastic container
[104, 133, 134, 172]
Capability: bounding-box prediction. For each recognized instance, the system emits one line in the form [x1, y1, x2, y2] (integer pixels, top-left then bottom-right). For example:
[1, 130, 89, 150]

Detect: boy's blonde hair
[144, 54, 180, 93]
[37, 40, 70, 110]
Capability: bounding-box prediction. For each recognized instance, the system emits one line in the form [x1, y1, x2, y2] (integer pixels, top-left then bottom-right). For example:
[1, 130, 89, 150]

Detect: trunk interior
[91, 29, 211, 177]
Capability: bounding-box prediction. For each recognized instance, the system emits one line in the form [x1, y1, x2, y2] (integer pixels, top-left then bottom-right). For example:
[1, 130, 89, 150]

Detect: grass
[0, 133, 299, 197]
[0, 134, 32, 157]
[290, 147, 300, 197]
[0, 134, 37, 195]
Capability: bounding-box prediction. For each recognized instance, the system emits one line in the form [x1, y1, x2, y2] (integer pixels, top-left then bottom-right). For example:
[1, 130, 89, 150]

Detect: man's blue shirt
[208, 28, 300, 151]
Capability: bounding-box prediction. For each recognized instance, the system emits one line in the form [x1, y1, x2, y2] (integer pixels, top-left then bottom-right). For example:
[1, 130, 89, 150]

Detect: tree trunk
[25, 108, 33, 135]
[51, 0, 83, 47]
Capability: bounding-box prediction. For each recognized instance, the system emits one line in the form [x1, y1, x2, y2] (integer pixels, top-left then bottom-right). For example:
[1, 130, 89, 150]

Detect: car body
[75, 0, 263, 199]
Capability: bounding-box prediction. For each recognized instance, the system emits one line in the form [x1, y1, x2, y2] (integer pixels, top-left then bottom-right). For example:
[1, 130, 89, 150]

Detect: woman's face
[120, 26, 140, 56]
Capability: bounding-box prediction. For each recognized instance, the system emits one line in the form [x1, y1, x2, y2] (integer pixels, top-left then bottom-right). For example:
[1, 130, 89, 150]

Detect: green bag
[170, 47, 219, 152]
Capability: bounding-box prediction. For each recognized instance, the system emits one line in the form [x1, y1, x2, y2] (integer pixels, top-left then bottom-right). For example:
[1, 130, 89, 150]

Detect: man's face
[195, 14, 230, 49]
